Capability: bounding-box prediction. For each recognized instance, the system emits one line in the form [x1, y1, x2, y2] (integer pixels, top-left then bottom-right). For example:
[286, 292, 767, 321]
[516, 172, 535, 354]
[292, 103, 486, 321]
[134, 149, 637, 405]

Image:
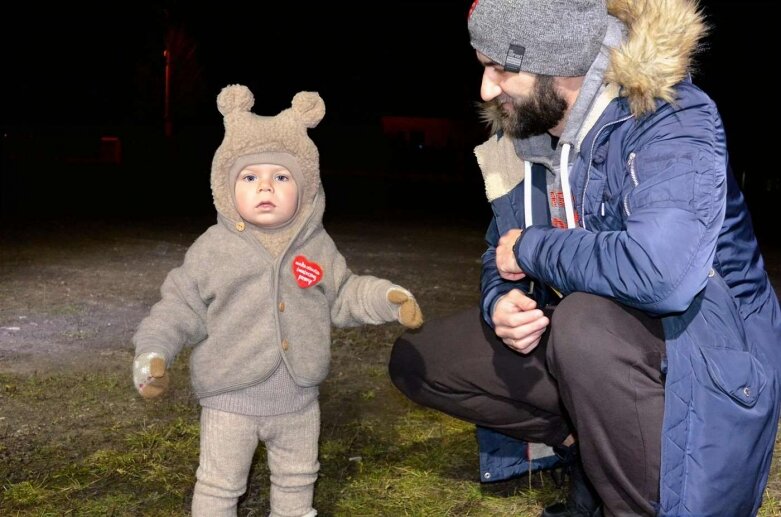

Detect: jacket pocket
[695, 271, 767, 406]
[698, 345, 766, 407]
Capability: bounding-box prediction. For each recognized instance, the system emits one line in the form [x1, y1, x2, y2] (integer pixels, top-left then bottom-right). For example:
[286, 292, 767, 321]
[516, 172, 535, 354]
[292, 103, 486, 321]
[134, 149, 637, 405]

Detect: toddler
[132, 85, 422, 517]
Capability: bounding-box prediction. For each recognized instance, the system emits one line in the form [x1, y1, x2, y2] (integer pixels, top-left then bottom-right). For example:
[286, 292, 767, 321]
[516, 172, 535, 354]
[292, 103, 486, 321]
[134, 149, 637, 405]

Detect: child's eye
[243, 174, 257, 182]
[275, 175, 289, 182]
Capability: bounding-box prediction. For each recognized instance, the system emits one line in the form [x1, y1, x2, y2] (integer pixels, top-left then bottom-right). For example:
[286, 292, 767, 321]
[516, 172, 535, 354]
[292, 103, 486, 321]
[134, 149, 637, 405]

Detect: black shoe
[541, 445, 602, 517]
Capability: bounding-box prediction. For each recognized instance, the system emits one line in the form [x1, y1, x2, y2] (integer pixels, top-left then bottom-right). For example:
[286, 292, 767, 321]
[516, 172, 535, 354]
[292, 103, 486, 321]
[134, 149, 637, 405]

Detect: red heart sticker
[292, 255, 323, 288]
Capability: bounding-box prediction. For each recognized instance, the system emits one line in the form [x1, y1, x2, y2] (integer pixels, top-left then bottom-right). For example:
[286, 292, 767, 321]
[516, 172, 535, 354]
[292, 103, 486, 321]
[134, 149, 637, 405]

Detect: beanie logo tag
[504, 43, 526, 73]
[292, 255, 323, 288]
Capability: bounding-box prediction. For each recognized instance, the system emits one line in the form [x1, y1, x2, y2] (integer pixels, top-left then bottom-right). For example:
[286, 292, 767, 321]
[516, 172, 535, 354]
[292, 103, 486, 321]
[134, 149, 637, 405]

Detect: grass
[3, 340, 779, 517]
[0, 328, 569, 516]
[2, 328, 781, 517]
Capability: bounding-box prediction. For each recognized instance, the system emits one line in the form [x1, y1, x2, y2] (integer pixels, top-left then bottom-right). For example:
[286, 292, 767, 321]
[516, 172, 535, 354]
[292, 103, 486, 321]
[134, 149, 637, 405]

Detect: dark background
[1, 1, 778, 243]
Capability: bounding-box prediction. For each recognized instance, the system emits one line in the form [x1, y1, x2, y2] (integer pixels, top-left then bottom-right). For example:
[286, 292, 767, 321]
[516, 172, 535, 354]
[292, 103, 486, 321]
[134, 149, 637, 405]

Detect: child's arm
[132, 265, 208, 398]
[324, 240, 423, 329]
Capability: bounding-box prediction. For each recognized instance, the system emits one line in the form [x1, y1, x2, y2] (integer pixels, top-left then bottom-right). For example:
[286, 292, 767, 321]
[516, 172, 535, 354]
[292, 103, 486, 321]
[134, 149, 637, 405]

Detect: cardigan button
[279, 302, 285, 312]
[282, 339, 289, 351]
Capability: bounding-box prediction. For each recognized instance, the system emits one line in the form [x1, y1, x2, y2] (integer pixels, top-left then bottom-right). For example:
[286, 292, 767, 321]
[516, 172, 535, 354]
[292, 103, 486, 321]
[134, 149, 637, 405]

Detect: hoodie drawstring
[523, 160, 533, 227]
[523, 143, 577, 229]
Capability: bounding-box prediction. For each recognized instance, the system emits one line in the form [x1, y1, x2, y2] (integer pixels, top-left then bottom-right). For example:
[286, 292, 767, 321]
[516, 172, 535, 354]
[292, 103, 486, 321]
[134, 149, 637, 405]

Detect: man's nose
[480, 71, 502, 102]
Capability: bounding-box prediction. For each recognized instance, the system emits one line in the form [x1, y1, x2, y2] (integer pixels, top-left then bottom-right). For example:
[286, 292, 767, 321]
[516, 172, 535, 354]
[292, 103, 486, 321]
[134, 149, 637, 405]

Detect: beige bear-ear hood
[290, 90, 326, 129]
[210, 85, 325, 224]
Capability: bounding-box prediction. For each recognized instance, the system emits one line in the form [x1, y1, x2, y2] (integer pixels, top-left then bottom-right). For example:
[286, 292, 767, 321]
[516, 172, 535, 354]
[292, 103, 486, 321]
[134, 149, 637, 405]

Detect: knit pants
[192, 401, 320, 517]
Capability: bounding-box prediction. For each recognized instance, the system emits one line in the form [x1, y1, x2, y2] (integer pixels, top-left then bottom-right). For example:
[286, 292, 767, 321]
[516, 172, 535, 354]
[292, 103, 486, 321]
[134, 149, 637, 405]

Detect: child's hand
[387, 287, 424, 329]
[133, 352, 170, 399]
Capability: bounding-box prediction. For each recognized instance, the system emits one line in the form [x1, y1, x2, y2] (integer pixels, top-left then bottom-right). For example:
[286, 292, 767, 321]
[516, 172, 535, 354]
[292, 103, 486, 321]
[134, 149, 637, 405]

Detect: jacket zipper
[581, 114, 633, 230]
[623, 151, 638, 217]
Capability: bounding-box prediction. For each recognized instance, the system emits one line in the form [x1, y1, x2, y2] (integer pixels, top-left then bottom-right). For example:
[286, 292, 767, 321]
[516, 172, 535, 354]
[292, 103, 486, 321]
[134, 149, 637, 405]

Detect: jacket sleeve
[132, 250, 208, 362]
[481, 217, 551, 327]
[322, 236, 396, 328]
[516, 98, 725, 315]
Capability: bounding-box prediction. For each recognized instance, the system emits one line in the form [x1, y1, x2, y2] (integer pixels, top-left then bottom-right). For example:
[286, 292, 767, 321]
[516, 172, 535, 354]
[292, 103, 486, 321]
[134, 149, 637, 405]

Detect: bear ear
[217, 84, 254, 116]
[291, 91, 325, 128]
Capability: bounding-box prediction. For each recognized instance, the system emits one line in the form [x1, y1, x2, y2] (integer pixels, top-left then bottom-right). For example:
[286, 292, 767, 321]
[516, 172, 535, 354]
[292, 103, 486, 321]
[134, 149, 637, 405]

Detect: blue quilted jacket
[479, 77, 781, 515]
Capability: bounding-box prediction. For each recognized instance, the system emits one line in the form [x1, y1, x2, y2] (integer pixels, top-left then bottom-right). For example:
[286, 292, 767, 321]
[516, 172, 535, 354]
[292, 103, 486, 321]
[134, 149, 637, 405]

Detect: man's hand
[496, 229, 525, 281]
[492, 289, 549, 354]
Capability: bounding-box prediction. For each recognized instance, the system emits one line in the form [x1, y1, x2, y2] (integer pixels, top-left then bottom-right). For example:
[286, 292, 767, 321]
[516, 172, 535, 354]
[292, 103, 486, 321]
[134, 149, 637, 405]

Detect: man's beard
[482, 75, 567, 139]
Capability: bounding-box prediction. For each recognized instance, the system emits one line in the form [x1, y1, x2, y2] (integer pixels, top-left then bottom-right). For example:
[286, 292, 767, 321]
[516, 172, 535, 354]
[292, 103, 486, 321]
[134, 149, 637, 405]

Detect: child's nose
[257, 179, 273, 192]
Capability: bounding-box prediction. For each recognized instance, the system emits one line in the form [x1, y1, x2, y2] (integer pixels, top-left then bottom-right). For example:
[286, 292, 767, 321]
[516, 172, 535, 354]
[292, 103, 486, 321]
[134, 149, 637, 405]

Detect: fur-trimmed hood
[606, 0, 708, 116]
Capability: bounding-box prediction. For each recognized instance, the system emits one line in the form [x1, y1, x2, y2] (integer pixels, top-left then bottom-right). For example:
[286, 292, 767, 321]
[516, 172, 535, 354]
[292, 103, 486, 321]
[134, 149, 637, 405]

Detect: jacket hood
[605, 0, 707, 116]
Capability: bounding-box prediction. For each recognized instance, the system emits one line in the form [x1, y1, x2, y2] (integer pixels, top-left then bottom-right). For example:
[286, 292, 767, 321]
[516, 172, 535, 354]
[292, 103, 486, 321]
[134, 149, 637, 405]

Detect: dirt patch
[1, 218, 193, 373]
[0, 215, 487, 374]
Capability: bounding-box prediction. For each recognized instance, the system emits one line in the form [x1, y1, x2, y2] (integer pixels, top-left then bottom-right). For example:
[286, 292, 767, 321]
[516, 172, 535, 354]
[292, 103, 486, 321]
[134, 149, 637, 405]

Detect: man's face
[486, 76, 568, 139]
[477, 51, 567, 139]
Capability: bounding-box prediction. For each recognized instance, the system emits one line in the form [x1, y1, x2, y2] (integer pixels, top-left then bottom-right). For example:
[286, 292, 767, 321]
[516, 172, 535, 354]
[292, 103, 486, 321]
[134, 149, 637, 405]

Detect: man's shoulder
[655, 80, 718, 119]
[593, 81, 720, 147]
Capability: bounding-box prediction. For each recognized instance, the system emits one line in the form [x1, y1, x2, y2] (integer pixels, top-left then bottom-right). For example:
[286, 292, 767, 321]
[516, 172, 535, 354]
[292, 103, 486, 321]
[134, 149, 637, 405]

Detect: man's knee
[548, 293, 616, 370]
[550, 292, 606, 339]
[388, 335, 426, 400]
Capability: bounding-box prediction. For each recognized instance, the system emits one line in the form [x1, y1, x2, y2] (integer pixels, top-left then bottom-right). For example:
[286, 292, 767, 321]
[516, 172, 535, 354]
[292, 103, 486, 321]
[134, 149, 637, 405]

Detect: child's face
[235, 164, 299, 228]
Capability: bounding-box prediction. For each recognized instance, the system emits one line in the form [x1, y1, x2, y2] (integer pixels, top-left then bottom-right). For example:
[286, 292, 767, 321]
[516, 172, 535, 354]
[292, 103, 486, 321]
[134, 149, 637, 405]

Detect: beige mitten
[387, 287, 424, 329]
[133, 352, 170, 399]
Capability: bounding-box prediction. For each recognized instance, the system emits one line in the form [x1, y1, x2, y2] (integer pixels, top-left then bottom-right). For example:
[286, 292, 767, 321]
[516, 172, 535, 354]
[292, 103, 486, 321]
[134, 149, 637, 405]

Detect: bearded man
[389, 1, 781, 516]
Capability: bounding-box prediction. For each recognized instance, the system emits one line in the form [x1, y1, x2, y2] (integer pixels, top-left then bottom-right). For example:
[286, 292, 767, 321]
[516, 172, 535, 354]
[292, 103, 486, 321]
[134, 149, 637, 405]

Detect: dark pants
[388, 293, 665, 516]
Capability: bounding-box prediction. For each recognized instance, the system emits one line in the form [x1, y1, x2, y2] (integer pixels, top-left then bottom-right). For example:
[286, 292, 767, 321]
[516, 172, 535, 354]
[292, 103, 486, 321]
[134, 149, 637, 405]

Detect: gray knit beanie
[468, 0, 608, 77]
